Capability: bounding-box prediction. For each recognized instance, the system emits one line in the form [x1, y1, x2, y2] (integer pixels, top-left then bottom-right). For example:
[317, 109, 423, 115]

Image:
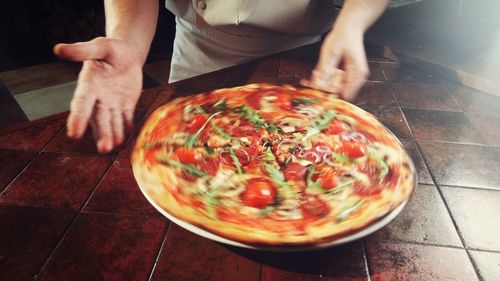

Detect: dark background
[0, 0, 175, 72]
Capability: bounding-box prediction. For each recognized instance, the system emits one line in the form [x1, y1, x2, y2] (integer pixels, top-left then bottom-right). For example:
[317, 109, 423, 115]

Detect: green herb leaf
[213, 99, 228, 111]
[262, 148, 276, 161]
[229, 148, 244, 174]
[203, 192, 218, 219]
[378, 159, 389, 179]
[233, 105, 281, 134]
[204, 143, 215, 155]
[212, 123, 234, 140]
[185, 112, 221, 148]
[337, 200, 364, 221]
[306, 165, 323, 192]
[260, 205, 277, 217]
[331, 152, 352, 164]
[265, 164, 296, 198]
[157, 158, 207, 177]
[304, 110, 337, 139]
[291, 97, 318, 105]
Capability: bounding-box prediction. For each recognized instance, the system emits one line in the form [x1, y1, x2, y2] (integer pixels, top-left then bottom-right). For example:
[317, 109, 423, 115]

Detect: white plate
[135, 160, 411, 252]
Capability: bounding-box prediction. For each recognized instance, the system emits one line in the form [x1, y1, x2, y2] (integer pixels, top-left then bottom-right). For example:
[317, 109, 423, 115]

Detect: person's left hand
[301, 26, 369, 101]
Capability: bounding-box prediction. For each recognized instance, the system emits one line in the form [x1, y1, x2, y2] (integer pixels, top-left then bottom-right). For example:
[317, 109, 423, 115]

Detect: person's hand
[301, 26, 369, 101]
[54, 37, 142, 153]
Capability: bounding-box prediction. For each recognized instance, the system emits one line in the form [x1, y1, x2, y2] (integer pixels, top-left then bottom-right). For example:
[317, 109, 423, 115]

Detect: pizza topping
[173, 148, 203, 165]
[185, 112, 221, 148]
[185, 114, 208, 133]
[202, 192, 218, 219]
[229, 148, 244, 174]
[340, 142, 365, 159]
[300, 194, 331, 218]
[264, 164, 295, 198]
[291, 97, 318, 106]
[304, 110, 337, 139]
[275, 199, 302, 220]
[337, 200, 364, 221]
[183, 104, 207, 121]
[283, 162, 309, 181]
[211, 123, 234, 140]
[341, 131, 368, 144]
[241, 178, 277, 208]
[157, 158, 207, 177]
[378, 159, 389, 179]
[324, 119, 347, 135]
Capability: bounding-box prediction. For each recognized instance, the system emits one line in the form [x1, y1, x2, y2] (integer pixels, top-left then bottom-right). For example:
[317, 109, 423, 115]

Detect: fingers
[342, 53, 369, 102]
[53, 37, 109, 62]
[93, 102, 114, 153]
[111, 108, 125, 147]
[67, 85, 96, 139]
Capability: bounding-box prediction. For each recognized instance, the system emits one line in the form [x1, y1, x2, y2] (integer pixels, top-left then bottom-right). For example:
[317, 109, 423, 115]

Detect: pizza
[132, 83, 416, 246]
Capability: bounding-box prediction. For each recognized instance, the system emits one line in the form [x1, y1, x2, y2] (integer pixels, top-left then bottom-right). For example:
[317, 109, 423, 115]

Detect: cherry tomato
[317, 171, 339, 190]
[300, 194, 331, 218]
[323, 120, 346, 135]
[185, 114, 207, 133]
[173, 148, 203, 165]
[199, 156, 220, 176]
[242, 178, 277, 208]
[283, 163, 309, 181]
[341, 142, 365, 159]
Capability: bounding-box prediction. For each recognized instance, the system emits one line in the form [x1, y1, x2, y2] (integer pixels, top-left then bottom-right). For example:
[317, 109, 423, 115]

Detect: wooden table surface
[1, 44, 499, 281]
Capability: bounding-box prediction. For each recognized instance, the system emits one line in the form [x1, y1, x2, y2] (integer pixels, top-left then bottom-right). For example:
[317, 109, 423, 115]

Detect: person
[53, 0, 390, 153]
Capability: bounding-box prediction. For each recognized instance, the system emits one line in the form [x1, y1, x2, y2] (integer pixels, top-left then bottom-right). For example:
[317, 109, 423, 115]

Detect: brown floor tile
[134, 86, 165, 125]
[173, 71, 226, 97]
[0, 152, 112, 210]
[143, 59, 171, 85]
[0, 96, 29, 128]
[279, 58, 315, 79]
[0, 205, 76, 281]
[0, 119, 64, 150]
[441, 186, 500, 251]
[361, 106, 413, 139]
[0, 149, 37, 193]
[366, 240, 478, 281]
[392, 84, 461, 110]
[39, 212, 167, 281]
[0, 78, 10, 98]
[470, 250, 500, 281]
[84, 159, 159, 216]
[225, 74, 279, 87]
[142, 73, 161, 89]
[370, 184, 461, 247]
[368, 62, 386, 82]
[446, 82, 500, 114]
[403, 108, 484, 143]
[400, 140, 433, 185]
[0, 62, 77, 95]
[259, 241, 368, 281]
[354, 82, 398, 108]
[147, 87, 175, 114]
[418, 141, 500, 190]
[44, 128, 101, 155]
[381, 63, 441, 84]
[151, 224, 260, 281]
[466, 112, 500, 146]
[230, 58, 280, 77]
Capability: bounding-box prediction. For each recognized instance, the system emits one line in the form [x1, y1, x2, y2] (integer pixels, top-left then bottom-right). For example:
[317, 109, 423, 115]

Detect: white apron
[166, 0, 338, 82]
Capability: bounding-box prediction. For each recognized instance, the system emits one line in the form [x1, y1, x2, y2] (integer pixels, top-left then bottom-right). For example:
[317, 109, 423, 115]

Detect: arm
[53, 0, 159, 153]
[301, 0, 390, 101]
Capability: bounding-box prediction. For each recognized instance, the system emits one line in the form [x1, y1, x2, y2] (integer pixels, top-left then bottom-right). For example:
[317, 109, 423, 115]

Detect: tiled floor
[1, 43, 500, 280]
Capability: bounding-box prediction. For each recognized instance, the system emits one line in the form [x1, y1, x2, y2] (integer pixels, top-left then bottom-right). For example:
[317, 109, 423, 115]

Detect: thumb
[53, 37, 109, 62]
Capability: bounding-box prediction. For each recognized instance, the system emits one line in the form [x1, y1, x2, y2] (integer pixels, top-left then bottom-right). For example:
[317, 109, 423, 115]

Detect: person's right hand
[54, 37, 143, 153]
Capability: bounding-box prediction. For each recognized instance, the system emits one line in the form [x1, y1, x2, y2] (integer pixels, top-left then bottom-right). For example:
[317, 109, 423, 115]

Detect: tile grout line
[0, 124, 66, 197]
[366, 237, 465, 250]
[439, 79, 468, 112]
[147, 222, 173, 281]
[414, 141, 484, 281]
[361, 240, 372, 281]
[33, 158, 115, 280]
